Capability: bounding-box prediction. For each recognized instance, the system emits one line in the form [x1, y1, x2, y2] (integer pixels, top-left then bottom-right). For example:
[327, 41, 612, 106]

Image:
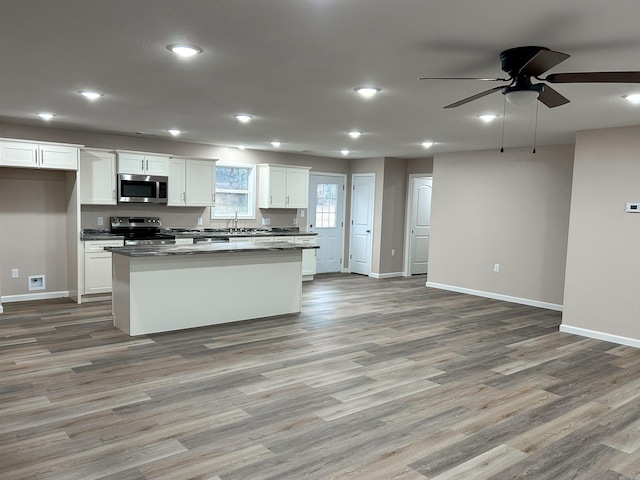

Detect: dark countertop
[105, 241, 319, 257]
[81, 228, 316, 241]
[81, 230, 124, 241]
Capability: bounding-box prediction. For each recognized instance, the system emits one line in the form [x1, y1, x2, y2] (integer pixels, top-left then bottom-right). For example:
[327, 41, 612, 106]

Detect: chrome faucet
[233, 210, 238, 231]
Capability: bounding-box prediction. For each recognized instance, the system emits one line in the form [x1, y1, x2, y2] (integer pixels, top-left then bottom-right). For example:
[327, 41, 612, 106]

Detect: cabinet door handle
[35, 148, 39, 164]
[212, 193, 215, 204]
[145, 159, 149, 171]
[183, 192, 186, 201]
[270, 195, 272, 205]
[141, 159, 144, 171]
[113, 189, 116, 200]
[286, 195, 289, 205]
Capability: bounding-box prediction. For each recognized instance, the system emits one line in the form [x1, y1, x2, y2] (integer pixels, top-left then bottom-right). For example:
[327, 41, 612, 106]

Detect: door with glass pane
[308, 173, 345, 273]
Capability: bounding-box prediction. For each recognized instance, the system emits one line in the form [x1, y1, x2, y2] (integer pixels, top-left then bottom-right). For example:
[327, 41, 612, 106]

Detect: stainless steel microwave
[117, 174, 168, 204]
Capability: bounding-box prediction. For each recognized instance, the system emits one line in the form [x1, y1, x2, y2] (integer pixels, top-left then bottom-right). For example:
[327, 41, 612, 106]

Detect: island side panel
[116, 249, 302, 335]
[112, 253, 132, 335]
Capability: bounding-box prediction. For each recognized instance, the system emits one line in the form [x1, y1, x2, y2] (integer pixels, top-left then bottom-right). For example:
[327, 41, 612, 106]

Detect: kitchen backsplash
[81, 205, 306, 230]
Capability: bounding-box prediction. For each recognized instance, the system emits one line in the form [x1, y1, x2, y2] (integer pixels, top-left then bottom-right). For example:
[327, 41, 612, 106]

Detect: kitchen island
[105, 242, 318, 336]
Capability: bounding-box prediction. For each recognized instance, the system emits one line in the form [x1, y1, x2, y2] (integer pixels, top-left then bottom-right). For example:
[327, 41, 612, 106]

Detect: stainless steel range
[110, 216, 176, 246]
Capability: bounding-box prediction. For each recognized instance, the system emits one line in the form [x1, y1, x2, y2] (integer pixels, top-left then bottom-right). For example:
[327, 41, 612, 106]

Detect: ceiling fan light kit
[503, 85, 542, 105]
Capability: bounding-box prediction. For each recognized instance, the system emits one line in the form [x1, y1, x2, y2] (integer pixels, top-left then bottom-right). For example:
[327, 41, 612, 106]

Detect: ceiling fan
[420, 46, 640, 109]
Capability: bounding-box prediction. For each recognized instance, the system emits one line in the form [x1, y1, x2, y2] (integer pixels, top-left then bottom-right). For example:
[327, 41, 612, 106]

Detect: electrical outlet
[300, 210, 305, 218]
[197, 217, 203, 225]
[11, 268, 19, 279]
[293, 218, 297, 225]
[97, 217, 103, 226]
[494, 264, 500, 272]
[262, 217, 270, 225]
[391, 249, 396, 256]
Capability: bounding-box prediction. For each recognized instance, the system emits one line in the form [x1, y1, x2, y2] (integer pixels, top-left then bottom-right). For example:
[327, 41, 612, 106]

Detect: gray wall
[563, 126, 640, 341]
[428, 145, 574, 307]
[0, 168, 71, 296]
[379, 157, 408, 275]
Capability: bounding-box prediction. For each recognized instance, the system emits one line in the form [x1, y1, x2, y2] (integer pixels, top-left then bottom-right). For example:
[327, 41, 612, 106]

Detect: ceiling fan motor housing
[500, 46, 548, 76]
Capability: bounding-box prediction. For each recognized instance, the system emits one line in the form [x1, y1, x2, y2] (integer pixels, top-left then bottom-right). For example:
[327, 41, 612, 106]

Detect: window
[211, 164, 256, 219]
[315, 183, 338, 228]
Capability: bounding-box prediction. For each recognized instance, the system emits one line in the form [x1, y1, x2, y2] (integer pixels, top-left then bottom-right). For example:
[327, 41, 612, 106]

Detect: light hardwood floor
[2, 273, 640, 479]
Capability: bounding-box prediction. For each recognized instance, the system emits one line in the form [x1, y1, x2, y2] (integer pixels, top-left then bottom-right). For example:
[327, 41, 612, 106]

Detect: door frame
[308, 171, 348, 273]
[349, 173, 375, 276]
[403, 174, 433, 277]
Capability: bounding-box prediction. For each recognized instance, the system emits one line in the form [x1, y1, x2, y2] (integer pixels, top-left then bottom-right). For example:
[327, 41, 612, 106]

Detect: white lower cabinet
[83, 239, 124, 295]
[174, 238, 194, 245]
[228, 236, 274, 243]
[296, 236, 318, 279]
[271, 235, 317, 280]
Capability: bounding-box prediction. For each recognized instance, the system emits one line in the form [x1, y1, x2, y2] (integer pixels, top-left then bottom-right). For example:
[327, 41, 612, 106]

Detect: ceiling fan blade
[419, 77, 509, 82]
[538, 84, 570, 108]
[443, 86, 504, 109]
[519, 49, 570, 76]
[546, 71, 640, 83]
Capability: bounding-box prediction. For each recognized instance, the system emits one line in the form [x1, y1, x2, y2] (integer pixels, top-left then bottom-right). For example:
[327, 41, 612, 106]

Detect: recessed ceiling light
[354, 86, 381, 98]
[421, 141, 434, 149]
[78, 90, 103, 100]
[347, 130, 363, 139]
[166, 44, 202, 58]
[167, 129, 181, 136]
[340, 149, 350, 155]
[271, 141, 281, 147]
[234, 114, 254, 123]
[477, 114, 499, 123]
[237, 144, 247, 150]
[36, 112, 55, 121]
[623, 93, 640, 104]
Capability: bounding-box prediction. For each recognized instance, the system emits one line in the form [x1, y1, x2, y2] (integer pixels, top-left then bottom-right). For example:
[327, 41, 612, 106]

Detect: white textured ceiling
[2, 0, 640, 158]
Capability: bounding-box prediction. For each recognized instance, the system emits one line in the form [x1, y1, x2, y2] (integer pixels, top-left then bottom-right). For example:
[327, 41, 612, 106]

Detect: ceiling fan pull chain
[532, 100, 539, 154]
[500, 96, 507, 153]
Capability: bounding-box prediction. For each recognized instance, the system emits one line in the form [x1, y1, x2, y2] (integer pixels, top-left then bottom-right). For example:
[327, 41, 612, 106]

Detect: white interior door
[308, 173, 345, 273]
[408, 176, 432, 275]
[350, 173, 374, 276]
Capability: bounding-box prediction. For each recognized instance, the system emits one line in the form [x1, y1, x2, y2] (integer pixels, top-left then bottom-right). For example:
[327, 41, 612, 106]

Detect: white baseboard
[1, 291, 70, 303]
[80, 293, 112, 303]
[559, 324, 640, 349]
[370, 272, 404, 279]
[425, 282, 563, 311]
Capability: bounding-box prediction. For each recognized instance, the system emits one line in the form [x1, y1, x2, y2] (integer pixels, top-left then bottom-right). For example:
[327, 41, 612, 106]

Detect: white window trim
[211, 163, 256, 219]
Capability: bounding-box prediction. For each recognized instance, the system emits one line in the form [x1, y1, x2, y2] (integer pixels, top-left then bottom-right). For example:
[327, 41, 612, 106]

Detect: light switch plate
[197, 217, 203, 225]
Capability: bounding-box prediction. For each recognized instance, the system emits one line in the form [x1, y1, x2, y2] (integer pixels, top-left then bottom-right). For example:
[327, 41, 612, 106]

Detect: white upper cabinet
[168, 158, 187, 206]
[186, 159, 216, 206]
[258, 164, 310, 209]
[286, 167, 310, 208]
[0, 140, 79, 170]
[117, 151, 169, 176]
[168, 157, 217, 207]
[80, 149, 117, 205]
